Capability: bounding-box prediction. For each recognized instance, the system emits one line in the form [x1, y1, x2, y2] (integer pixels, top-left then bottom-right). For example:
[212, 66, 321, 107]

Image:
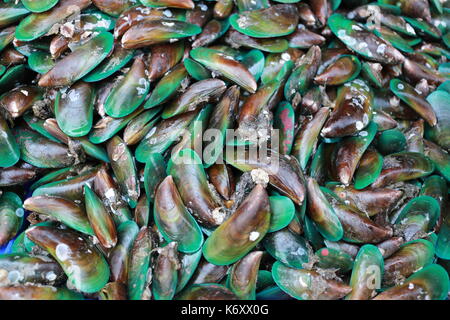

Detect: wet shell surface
[0, 0, 448, 302]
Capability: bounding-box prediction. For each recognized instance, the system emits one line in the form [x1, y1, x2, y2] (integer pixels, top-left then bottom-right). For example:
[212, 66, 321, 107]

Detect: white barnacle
[68, 89, 81, 102]
[363, 113, 369, 124]
[211, 207, 226, 225]
[376, 44, 387, 56]
[8, 270, 22, 283]
[105, 188, 116, 201]
[358, 42, 368, 50]
[136, 78, 149, 95]
[249, 231, 260, 241]
[298, 276, 308, 288]
[163, 9, 173, 17]
[250, 168, 269, 186]
[162, 21, 175, 28]
[281, 52, 291, 61]
[55, 243, 70, 262]
[15, 208, 24, 217]
[356, 121, 364, 130]
[46, 271, 57, 282]
[337, 29, 347, 38]
[406, 24, 415, 35]
[237, 16, 250, 29]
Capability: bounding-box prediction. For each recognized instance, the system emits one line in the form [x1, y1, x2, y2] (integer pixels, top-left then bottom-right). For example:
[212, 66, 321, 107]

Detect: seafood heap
[0, 0, 449, 301]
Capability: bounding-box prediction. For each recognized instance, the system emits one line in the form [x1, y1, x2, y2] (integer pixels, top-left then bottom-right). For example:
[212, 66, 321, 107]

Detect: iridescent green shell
[54, 82, 95, 137]
[263, 228, 310, 268]
[268, 196, 295, 233]
[229, 4, 298, 38]
[21, 0, 58, 13]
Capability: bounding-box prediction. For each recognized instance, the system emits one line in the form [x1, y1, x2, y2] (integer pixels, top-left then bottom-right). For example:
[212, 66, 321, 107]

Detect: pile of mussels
[0, 0, 449, 301]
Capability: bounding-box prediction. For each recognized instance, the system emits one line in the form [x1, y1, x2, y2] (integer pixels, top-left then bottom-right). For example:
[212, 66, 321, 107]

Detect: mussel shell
[25, 226, 110, 293]
[202, 184, 270, 266]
